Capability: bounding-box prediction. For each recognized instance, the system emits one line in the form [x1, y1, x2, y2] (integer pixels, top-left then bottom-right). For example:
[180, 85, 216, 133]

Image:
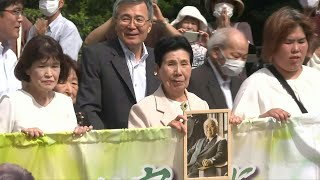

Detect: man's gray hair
[112, 0, 154, 20]
[207, 28, 238, 51]
[204, 117, 218, 128]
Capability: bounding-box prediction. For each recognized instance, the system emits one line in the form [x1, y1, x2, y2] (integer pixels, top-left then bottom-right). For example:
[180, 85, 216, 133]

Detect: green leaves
[232, 166, 256, 180]
[23, 0, 203, 40]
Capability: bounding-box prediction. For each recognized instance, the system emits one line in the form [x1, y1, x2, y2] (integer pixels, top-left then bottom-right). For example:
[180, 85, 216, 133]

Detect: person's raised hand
[217, 8, 231, 28]
[152, 2, 165, 23]
[34, 18, 48, 36]
[198, 30, 209, 47]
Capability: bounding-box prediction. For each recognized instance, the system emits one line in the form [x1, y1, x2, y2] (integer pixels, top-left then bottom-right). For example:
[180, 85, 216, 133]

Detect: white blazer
[128, 85, 209, 128]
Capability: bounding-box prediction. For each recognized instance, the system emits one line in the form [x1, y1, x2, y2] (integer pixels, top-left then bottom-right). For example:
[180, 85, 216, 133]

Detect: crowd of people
[1, 0, 320, 178]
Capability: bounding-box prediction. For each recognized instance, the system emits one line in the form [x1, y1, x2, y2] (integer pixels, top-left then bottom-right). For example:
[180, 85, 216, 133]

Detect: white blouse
[0, 89, 77, 133]
[232, 66, 320, 118]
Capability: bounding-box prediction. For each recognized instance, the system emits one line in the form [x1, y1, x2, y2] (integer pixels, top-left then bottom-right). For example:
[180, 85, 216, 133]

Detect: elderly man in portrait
[0, 0, 23, 98]
[188, 27, 249, 110]
[77, 0, 159, 129]
[187, 118, 227, 178]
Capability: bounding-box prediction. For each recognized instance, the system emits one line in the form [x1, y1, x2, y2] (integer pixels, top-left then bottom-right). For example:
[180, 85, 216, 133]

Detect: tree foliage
[23, 0, 203, 39]
[23, 0, 303, 45]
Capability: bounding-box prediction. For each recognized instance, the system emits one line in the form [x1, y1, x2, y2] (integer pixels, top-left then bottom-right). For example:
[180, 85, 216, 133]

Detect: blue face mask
[217, 49, 246, 76]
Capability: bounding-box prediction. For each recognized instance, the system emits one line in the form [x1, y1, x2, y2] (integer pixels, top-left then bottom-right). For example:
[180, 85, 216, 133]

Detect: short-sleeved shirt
[0, 90, 77, 133]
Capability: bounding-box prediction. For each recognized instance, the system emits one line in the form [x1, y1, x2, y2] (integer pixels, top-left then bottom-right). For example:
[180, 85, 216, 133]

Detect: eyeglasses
[118, 16, 150, 27]
[0, 9, 23, 17]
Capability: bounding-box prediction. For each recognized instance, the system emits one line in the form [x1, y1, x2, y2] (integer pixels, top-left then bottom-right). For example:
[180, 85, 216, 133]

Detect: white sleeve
[232, 78, 263, 118]
[0, 96, 15, 133]
[59, 25, 82, 61]
[128, 104, 149, 128]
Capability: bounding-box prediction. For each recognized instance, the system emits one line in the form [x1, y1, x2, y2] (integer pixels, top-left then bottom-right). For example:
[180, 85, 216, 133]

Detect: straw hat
[204, 0, 245, 17]
[170, 6, 208, 31]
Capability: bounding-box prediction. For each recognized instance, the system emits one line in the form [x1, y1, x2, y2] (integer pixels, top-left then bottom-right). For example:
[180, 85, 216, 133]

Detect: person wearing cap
[27, 0, 82, 61]
[171, 6, 210, 68]
[203, 0, 254, 45]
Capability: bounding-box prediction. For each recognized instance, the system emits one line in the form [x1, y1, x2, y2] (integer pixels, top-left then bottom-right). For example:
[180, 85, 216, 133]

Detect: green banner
[0, 127, 184, 180]
[232, 115, 320, 180]
[2, 115, 320, 180]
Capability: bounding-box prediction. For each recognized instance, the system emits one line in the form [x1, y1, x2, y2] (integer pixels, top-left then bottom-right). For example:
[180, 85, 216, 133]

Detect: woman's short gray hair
[112, 0, 154, 21]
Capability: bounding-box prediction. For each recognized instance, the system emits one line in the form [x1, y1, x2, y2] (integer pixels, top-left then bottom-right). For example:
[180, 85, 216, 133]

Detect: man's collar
[0, 41, 10, 55]
[48, 13, 62, 29]
[207, 134, 217, 142]
[208, 58, 231, 86]
[118, 38, 148, 60]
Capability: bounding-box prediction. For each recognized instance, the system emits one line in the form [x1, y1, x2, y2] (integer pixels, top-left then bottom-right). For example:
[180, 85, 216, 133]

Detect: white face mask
[298, 0, 320, 8]
[218, 49, 246, 76]
[39, 0, 60, 17]
[213, 3, 234, 18]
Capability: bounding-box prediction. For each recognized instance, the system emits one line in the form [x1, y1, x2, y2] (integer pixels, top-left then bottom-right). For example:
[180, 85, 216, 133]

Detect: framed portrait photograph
[184, 109, 231, 180]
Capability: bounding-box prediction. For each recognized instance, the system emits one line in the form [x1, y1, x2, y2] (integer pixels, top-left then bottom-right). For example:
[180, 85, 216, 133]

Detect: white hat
[170, 6, 208, 31]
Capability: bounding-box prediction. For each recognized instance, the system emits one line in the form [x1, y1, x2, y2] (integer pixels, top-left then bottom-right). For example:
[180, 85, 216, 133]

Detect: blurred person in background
[27, 0, 82, 61]
[170, 6, 209, 68]
[203, 0, 254, 45]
